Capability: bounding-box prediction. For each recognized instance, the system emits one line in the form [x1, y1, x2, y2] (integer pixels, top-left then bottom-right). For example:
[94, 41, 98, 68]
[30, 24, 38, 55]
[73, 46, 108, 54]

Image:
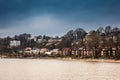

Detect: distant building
[27, 36, 37, 42]
[50, 49, 59, 55]
[37, 39, 43, 43]
[24, 47, 32, 55]
[40, 48, 48, 54]
[31, 48, 40, 54]
[37, 39, 46, 43]
[46, 38, 62, 46]
[48, 38, 62, 43]
[62, 48, 71, 56]
[9, 40, 21, 47]
[24, 47, 40, 55]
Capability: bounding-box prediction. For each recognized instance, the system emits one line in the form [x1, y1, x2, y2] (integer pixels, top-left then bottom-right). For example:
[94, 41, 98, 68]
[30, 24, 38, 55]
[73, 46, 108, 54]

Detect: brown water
[0, 59, 120, 80]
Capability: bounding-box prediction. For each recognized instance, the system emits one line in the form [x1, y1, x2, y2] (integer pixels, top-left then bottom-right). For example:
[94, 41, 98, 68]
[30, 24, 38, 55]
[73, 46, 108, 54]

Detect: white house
[51, 49, 59, 55]
[45, 52, 52, 55]
[10, 40, 21, 47]
[24, 47, 32, 54]
[31, 48, 40, 54]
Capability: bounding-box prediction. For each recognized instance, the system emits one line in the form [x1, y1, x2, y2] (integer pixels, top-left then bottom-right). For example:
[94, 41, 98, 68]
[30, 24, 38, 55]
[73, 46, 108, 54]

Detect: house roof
[40, 48, 47, 51]
[25, 47, 31, 51]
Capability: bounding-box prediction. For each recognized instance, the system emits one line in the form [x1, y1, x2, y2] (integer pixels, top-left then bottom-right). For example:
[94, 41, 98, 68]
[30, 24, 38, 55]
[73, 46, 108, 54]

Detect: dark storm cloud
[0, 0, 120, 37]
[0, 0, 119, 18]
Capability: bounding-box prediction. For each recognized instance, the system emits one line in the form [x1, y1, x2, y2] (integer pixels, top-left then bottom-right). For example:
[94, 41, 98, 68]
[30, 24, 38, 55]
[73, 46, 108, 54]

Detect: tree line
[0, 26, 120, 59]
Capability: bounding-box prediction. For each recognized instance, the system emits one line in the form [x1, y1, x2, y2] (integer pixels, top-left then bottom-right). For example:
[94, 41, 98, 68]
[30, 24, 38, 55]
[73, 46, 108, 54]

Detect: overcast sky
[0, 0, 120, 37]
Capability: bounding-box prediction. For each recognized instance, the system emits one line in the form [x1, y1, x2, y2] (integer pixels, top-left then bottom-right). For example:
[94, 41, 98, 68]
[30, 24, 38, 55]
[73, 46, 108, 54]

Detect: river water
[0, 59, 120, 80]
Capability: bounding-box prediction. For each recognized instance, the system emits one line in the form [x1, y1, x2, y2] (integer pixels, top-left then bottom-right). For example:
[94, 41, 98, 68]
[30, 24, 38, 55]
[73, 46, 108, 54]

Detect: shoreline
[57, 58, 120, 63]
[1, 57, 120, 63]
[59, 58, 120, 63]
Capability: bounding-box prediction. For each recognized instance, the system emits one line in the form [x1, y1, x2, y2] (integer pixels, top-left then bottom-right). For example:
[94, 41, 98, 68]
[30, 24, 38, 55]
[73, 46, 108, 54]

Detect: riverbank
[1, 56, 120, 63]
[57, 58, 120, 63]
